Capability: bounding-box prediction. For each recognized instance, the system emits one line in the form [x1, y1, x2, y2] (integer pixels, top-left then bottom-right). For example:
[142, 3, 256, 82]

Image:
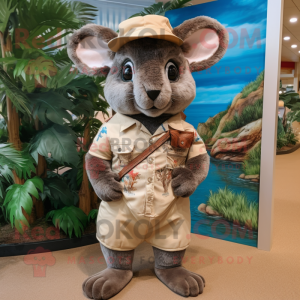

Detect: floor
[0, 149, 299, 300]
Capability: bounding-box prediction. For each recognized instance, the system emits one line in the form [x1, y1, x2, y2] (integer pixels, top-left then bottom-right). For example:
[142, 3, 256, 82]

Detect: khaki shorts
[96, 197, 191, 251]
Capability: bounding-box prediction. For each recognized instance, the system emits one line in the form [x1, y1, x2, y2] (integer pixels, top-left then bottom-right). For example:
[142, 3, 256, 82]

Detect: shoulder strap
[118, 131, 170, 181]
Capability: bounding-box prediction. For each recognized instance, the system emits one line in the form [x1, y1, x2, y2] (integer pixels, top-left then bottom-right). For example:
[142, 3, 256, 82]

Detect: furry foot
[155, 266, 205, 297]
[82, 268, 133, 300]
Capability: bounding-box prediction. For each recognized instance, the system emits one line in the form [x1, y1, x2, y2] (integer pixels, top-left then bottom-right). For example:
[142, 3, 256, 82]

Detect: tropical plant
[46, 205, 88, 238]
[3, 176, 43, 233]
[279, 89, 300, 120]
[88, 209, 98, 222]
[130, 0, 192, 18]
[0, 0, 107, 237]
[277, 113, 299, 150]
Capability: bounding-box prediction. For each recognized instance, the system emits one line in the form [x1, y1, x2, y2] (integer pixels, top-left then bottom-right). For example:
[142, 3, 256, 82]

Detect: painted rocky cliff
[197, 72, 264, 163]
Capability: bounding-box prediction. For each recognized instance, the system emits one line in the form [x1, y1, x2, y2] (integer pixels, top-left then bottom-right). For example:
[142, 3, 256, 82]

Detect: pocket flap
[111, 144, 134, 154]
[169, 129, 194, 149]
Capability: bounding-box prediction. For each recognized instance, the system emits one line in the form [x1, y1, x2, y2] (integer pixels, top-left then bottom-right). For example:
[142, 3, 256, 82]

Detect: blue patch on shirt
[96, 126, 107, 141]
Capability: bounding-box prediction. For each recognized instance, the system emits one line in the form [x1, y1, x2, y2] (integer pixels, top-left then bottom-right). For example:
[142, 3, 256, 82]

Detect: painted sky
[166, 0, 268, 104]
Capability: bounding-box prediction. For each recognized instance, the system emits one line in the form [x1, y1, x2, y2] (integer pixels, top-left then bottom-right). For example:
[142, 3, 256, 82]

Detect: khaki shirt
[89, 113, 206, 218]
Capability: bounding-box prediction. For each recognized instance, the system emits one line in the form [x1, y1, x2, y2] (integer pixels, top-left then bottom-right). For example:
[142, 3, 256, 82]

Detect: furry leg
[153, 247, 205, 297]
[82, 243, 134, 300]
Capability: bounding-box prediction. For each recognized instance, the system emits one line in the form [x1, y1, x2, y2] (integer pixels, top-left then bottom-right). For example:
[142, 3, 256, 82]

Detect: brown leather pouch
[169, 129, 194, 149]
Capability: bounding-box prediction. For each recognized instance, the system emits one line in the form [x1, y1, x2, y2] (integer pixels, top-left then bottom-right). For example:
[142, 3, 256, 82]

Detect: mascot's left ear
[173, 16, 229, 72]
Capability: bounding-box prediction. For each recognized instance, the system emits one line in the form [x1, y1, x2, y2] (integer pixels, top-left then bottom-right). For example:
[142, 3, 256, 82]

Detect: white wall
[70, 0, 155, 30]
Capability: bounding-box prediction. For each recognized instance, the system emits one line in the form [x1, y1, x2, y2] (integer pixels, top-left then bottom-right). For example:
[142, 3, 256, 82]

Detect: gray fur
[82, 268, 133, 300]
[153, 247, 205, 297]
[86, 153, 122, 202]
[104, 38, 196, 117]
[153, 246, 185, 269]
[100, 243, 134, 270]
[172, 153, 210, 197]
[155, 267, 205, 297]
[173, 16, 229, 72]
[82, 244, 134, 299]
[67, 24, 117, 76]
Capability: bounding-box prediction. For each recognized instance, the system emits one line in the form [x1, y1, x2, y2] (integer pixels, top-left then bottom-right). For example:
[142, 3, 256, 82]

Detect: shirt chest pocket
[165, 145, 189, 168]
[111, 144, 138, 167]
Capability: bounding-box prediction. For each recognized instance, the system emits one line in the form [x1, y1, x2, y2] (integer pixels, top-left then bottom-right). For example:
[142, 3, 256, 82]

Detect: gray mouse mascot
[68, 14, 228, 299]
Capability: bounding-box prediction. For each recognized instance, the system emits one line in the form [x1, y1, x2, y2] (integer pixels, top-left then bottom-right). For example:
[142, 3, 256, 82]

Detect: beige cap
[108, 15, 183, 52]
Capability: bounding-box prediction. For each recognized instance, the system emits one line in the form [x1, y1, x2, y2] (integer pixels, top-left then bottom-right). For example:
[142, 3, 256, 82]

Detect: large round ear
[173, 16, 229, 72]
[67, 24, 118, 76]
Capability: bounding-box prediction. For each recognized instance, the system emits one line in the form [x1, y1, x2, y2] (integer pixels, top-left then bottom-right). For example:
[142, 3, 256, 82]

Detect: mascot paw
[82, 268, 133, 300]
[98, 173, 123, 202]
[155, 267, 205, 297]
[171, 168, 197, 197]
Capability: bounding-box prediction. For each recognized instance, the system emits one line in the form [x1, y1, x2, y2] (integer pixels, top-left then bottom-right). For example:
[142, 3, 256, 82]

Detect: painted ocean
[184, 103, 230, 129]
[186, 103, 259, 247]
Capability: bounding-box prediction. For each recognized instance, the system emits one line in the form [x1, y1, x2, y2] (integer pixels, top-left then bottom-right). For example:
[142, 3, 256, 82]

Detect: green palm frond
[40, 176, 78, 208]
[16, 0, 90, 50]
[61, 167, 81, 191]
[70, 1, 98, 24]
[166, 0, 192, 10]
[30, 124, 79, 166]
[0, 118, 8, 143]
[27, 91, 74, 125]
[130, 0, 192, 18]
[46, 63, 77, 90]
[0, 165, 14, 203]
[0, 67, 30, 116]
[47, 48, 72, 68]
[46, 205, 88, 238]
[0, 143, 36, 180]
[0, 143, 26, 170]
[0, 0, 18, 33]
[88, 209, 98, 223]
[18, 0, 81, 32]
[3, 176, 43, 233]
[15, 143, 37, 180]
[89, 117, 103, 141]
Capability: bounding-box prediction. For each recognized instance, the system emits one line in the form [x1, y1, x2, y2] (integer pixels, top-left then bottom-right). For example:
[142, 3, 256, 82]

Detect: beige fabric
[97, 196, 191, 251]
[108, 15, 183, 52]
[89, 113, 206, 250]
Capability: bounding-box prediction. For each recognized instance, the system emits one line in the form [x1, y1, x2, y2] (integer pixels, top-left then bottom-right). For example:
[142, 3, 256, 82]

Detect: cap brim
[108, 32, 183, 52]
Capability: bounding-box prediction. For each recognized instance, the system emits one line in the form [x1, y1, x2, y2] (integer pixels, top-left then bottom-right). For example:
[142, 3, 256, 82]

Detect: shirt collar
[116, 112, 185, 133]
[116, 114, 137, 132]
[165, 113, 185, 131]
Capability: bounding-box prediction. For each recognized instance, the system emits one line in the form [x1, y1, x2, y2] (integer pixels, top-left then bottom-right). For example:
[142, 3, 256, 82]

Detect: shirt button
[147, 177, 153, 184]
[148, 157, 153, 164]
[149, 138, 154, 145]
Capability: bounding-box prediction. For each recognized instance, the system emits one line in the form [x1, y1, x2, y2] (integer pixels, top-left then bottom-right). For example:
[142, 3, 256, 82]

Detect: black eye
[166, 61, 179, 82]
[122, 61, 134, 82]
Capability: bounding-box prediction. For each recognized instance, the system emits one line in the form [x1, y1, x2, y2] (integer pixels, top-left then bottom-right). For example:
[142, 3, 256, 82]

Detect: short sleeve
[88, 124, 112, 161]
[187, 129, 207, 160]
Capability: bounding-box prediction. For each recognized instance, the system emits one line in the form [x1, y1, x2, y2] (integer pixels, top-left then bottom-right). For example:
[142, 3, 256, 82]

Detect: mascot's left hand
[171, 167, 198, 197]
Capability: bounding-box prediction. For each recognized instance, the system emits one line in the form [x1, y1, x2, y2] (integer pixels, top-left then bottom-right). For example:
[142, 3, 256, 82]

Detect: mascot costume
[68, 14, 228, 299]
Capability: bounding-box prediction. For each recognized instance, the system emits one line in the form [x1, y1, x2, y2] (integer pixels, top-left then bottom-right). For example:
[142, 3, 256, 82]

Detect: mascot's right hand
[86, 153, 123, 202]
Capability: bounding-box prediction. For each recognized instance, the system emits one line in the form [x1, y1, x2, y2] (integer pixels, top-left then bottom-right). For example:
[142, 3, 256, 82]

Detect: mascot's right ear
[67, 24, 117, 76]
